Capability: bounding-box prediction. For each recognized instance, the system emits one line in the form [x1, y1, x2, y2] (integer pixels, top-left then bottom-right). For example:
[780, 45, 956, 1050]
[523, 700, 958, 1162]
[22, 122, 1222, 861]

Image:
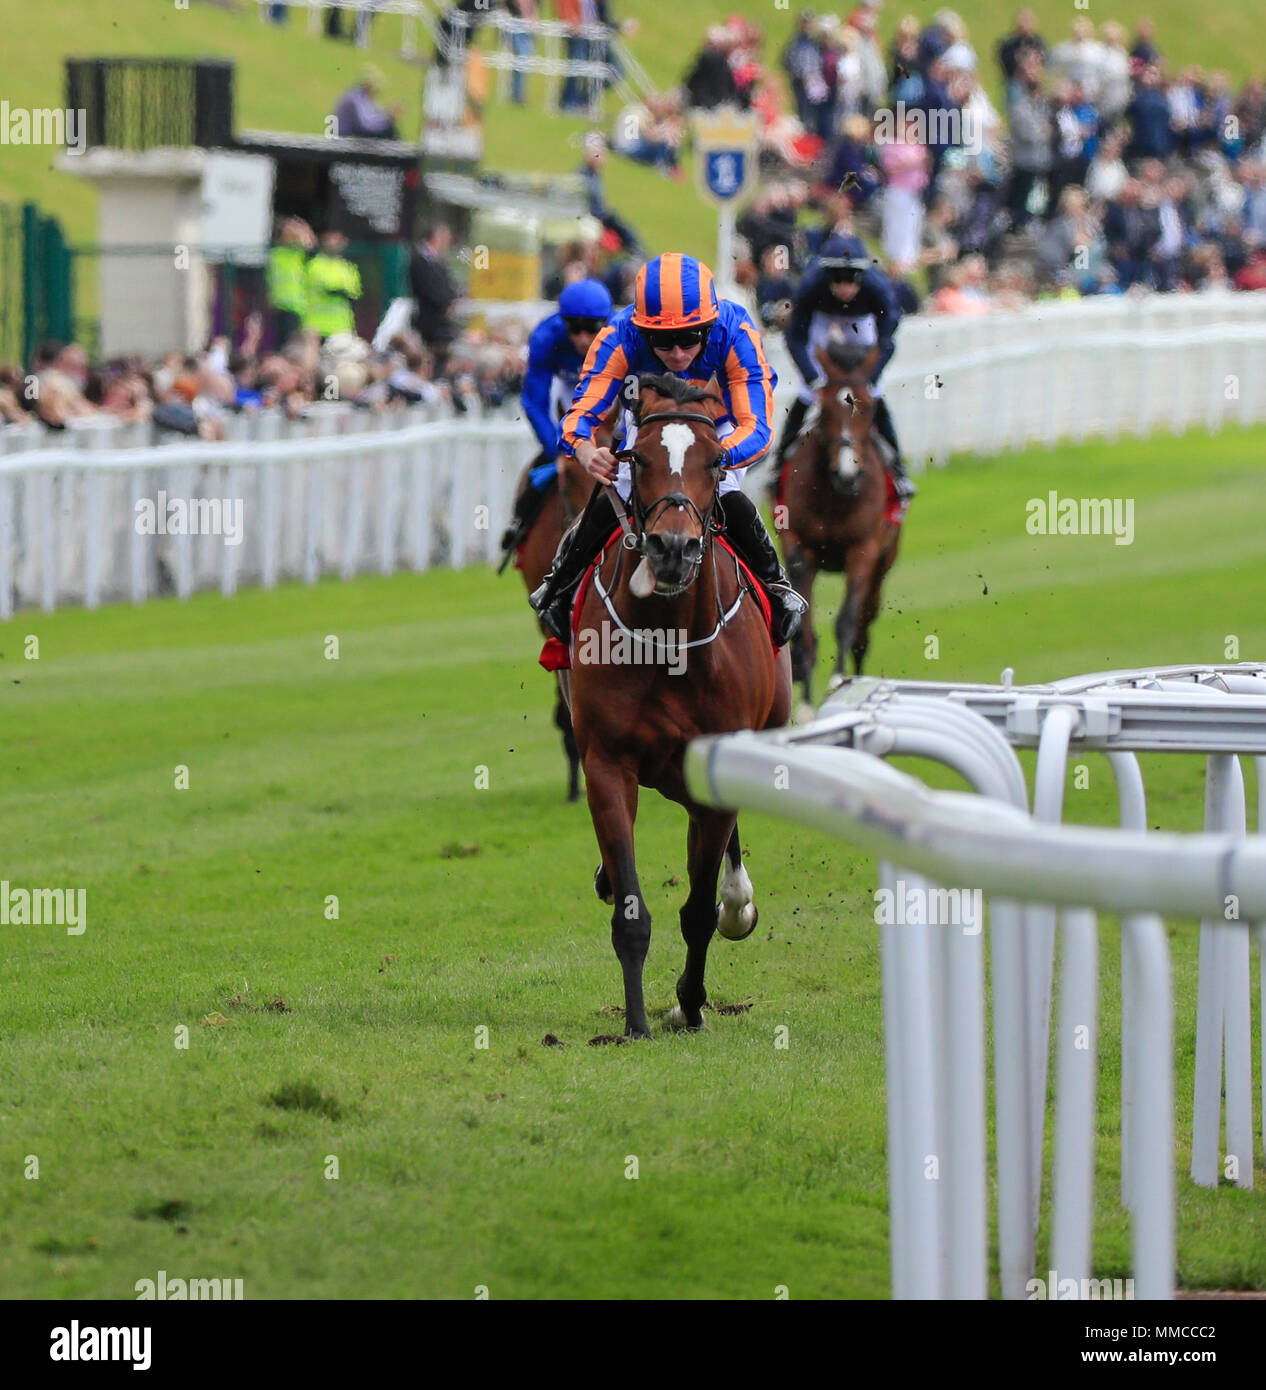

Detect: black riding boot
[499, 455, 556, 556]
[873, 397, 916, 499]
[718, 490, 808, 646]
[530, 488, 617, 642]
[766, 395, 811, 499]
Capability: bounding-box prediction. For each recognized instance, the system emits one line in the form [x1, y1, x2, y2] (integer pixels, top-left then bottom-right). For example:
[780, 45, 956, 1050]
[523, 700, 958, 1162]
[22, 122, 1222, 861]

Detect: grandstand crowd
[5, 3, 1266, 436]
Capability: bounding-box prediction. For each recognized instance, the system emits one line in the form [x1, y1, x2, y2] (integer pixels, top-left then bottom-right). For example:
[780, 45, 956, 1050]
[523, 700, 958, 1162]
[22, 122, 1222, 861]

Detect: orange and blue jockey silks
[631, 254, 720, 330]
[560, 298, 777, 469]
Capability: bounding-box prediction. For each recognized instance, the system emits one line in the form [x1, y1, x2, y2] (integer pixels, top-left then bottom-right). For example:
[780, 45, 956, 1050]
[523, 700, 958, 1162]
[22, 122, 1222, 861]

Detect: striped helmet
[632, 254, 720, 330]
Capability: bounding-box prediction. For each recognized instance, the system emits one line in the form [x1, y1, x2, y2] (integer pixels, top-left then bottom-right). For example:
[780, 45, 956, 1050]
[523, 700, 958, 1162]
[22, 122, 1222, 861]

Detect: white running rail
[683, 666, 1266, 1300]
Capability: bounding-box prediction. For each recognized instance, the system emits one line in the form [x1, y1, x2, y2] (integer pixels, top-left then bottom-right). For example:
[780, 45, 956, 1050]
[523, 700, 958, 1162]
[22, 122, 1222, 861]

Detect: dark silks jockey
[499, 278, 614, 556]
[529, 252, 808, 646]
[770, 234, 916, 500]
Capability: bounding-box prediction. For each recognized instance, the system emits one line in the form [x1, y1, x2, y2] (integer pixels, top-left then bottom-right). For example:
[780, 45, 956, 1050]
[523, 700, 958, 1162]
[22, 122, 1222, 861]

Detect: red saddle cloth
[538, 529, 774, 671]
[777, 456, 908, 527]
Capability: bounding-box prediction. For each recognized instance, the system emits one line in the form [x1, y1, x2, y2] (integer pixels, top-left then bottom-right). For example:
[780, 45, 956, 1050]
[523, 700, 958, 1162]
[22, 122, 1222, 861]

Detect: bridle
[589, 406, 753, 650]
[607, 408, 724, 557]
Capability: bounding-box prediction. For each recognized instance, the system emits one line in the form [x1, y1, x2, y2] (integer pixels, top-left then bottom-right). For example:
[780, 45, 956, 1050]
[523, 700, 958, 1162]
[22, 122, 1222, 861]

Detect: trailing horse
[505, 452, 594, 802]
[775, 341, 904, 715]
[561, 375, 792, 1040]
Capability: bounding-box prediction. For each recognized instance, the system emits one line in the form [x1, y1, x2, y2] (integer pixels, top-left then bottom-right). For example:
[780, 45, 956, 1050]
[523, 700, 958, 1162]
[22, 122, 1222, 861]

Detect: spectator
[611, 89, 684, 177]
[506, 0, 536, 106]
[1006, 47, 1053, 228]
[1037, 185, 1104, 288]
[878, 106, 931, 272]
[849, 7, 888, 114]
[997, 9, 1048, 92]
[409, 219, 460, 374]
[1049, 82, 1097, 210]
[1097, 23, 1133, 124]
[919, 194, 960, 292]
[303, 230, 362, 341]
[266, 217, 314, 347]
[556, 0, 608, 113]
[1130, 20, 1161, 74]
[578, 131, 640, 252]
[820, 113, 883, 209]
[1085, 125, 1129, 202]
[929, 255, 992, 314]
[1050, 18, 1107, 106]
[683, 25, 739, 111]
[31, 343, 96, 429]
[331, 65, 402, 140]
[1127, 64, 1175, 160]
[782, 9, 825, 130]
[1103, 179, 1162, 289]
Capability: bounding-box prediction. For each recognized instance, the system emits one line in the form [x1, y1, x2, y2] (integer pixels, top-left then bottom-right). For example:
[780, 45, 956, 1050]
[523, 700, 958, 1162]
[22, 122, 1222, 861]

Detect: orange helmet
[632, 254, 720, 331]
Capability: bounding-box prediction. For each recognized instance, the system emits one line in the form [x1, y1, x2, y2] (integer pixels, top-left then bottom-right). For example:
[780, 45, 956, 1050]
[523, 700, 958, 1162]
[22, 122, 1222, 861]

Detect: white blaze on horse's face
[659, 421, 695, 477]
[835, 440, 860, 484]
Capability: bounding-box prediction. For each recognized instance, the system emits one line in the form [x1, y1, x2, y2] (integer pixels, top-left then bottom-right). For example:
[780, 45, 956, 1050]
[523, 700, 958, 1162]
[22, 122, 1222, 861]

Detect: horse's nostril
[645, 533, 666, 557]
[683, 539, 703, 564]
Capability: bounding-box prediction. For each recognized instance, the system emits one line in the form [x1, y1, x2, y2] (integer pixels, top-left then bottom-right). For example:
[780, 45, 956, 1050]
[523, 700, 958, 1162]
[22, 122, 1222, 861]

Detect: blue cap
[559, 278, 613, 320]
[818, 234, 872, 271]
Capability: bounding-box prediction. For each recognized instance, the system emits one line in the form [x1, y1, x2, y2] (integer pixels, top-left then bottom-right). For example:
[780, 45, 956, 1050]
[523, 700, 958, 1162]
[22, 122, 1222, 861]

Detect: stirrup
[891, 471, 917, 500]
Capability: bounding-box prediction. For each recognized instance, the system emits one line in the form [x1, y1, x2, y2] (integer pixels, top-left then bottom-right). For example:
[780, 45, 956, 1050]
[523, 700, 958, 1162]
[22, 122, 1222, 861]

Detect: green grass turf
[7, 0, 1266, 336]
[0, 425, 1263, 1299]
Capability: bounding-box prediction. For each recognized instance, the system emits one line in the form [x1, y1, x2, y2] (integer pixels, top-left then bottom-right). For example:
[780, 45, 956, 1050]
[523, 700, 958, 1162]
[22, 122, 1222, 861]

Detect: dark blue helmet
[558, 278, 613, 321]
[818, 235, 872, 272]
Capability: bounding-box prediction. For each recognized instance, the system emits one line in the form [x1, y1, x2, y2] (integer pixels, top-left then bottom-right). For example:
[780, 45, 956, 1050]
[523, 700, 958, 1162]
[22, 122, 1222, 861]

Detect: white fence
[683, 663, 1266, 1299]
[3, 292, 1266, 614]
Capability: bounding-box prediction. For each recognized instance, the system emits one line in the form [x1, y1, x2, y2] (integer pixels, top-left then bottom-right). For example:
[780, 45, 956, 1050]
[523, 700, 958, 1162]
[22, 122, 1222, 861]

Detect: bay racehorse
[561, 374, 792, 1040]
[776, 341, 902, 716]
[507, 450, 594, 801]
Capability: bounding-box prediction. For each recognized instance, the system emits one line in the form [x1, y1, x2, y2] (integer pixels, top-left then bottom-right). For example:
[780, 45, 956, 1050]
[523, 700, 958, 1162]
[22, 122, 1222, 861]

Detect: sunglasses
[827, 267, 865, 284]
[640, 325, 710, 351]
[564, 317, 604, 335]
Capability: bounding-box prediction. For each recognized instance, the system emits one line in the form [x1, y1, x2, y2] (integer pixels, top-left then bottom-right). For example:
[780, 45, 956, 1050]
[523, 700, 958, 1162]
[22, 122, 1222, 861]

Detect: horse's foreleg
[854, 531, 900, 675]
[553, 685, 581, 803]
[585, 755, 652, 1039]
[785, 546, 818, 715]
[835, 539, 880, 684]
[670, 811, 738, 1030]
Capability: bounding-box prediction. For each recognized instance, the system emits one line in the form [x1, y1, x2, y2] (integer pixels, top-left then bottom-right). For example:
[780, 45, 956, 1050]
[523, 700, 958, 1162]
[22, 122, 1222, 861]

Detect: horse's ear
[699, 380, 726, 421]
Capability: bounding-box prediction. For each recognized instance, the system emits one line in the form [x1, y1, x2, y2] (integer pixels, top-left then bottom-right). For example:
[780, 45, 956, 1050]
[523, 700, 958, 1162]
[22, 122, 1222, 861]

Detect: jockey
[769, 234, 916, 500]
[499, 278, 614, 555]
[530, 253, 808, 646]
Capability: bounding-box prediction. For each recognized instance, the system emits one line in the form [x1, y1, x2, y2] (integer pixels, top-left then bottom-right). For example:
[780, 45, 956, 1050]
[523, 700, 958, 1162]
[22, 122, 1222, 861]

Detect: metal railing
[683, 666, 1266, 1299]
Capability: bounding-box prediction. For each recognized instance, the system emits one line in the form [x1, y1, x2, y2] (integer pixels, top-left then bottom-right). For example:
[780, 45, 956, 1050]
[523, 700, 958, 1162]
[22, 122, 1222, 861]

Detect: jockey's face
[829, 277, 862, 304]
[652, 344, 701, 372]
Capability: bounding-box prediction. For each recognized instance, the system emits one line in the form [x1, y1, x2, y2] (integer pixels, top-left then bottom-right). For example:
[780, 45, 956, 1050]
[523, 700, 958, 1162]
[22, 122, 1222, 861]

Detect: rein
[589, 407, 753, 652]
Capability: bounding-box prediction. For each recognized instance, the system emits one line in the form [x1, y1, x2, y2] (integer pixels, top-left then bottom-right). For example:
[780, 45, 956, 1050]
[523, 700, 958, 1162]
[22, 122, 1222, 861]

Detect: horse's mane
[637, 374, 722, 412]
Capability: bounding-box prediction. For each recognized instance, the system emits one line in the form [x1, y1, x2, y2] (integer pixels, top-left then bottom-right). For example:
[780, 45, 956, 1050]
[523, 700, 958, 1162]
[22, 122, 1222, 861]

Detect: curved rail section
[684, 671, 1266, 1300]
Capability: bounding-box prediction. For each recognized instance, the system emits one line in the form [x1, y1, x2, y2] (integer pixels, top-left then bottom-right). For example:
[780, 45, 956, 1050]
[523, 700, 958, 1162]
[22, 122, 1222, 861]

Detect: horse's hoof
[794, 700, 816, 725]
[594, 864, 613, 903]
[716, 899, 758, 942]
[664, 1004, 708, 1032]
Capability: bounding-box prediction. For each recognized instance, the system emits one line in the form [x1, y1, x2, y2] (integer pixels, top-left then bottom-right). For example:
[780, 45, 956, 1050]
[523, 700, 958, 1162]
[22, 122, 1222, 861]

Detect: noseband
[612, 409, 724, 555]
